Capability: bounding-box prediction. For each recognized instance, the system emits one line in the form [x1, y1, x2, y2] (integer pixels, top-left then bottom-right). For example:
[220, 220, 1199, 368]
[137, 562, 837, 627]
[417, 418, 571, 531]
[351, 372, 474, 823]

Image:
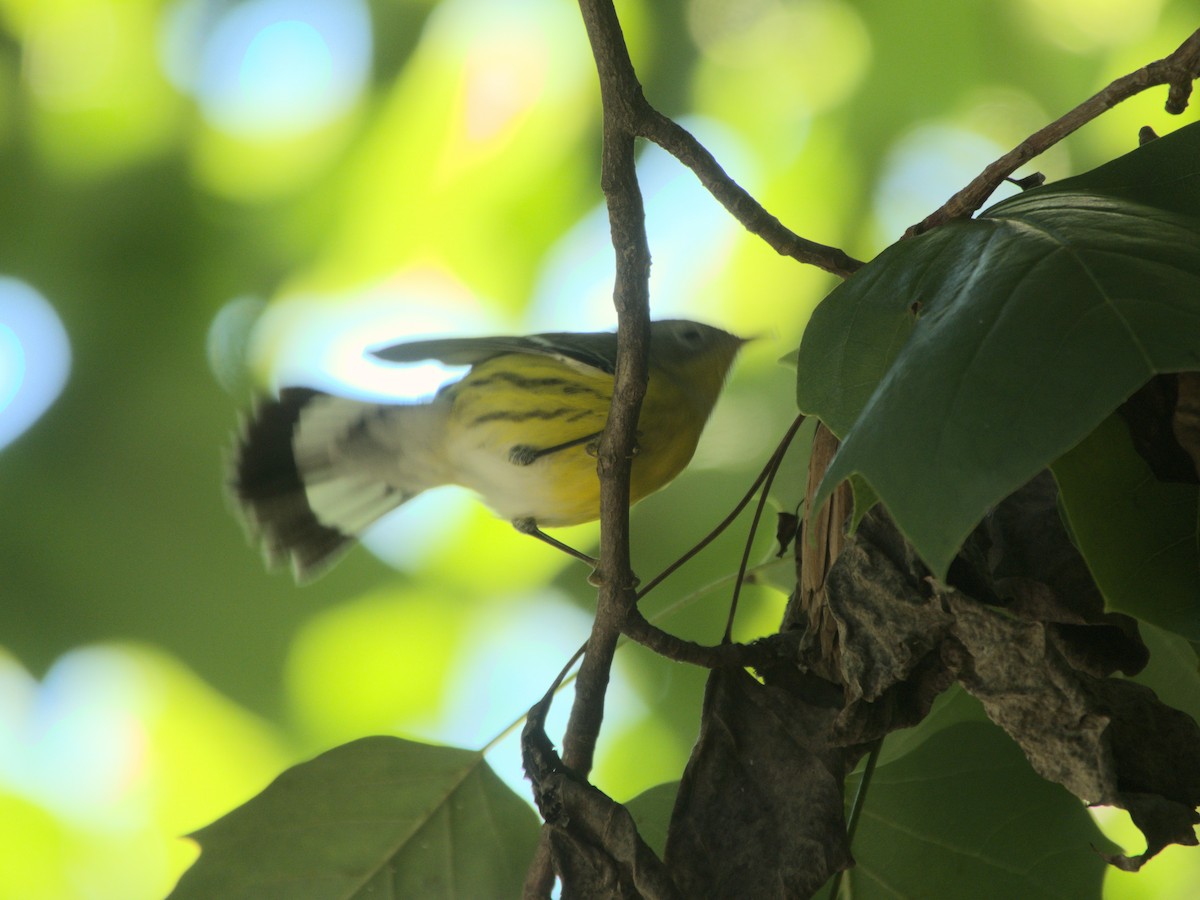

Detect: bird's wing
[371, 330, 619, 375]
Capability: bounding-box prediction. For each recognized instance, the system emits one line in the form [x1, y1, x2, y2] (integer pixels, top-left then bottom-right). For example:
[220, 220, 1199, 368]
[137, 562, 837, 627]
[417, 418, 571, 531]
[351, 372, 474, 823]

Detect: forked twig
[636, 414, 807, 600]
[639, 109, 864, 277]
[521, 1, 653, 895]
[908, 27, 1200, 236]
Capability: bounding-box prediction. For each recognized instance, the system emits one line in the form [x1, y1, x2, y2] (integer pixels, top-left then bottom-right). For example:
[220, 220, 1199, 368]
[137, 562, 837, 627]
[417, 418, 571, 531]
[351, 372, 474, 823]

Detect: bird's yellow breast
[441, 353, 707, 526]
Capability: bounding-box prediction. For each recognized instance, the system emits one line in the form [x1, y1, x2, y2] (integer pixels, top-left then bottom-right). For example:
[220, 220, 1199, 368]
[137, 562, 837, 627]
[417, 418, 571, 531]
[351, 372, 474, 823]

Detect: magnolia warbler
[231, 319, 745, 581]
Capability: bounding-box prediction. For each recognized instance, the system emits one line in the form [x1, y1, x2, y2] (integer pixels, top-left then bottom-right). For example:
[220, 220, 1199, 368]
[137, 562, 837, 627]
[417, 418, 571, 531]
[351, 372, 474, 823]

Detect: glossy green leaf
[1133, 622, 1200, 726]
[871, 683, 988, 768]
[797, 121, 1200, 578]
[838, 721, 1117, 899]
[1052, 414, 1200, 640]
[624, 781, 679, 859]
[170, 737, 539, 899]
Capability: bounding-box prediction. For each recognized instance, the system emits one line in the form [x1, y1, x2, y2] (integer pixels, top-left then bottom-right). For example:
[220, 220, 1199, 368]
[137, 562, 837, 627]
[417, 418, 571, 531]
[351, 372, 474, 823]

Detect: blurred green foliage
[0, 0, 1196, 896]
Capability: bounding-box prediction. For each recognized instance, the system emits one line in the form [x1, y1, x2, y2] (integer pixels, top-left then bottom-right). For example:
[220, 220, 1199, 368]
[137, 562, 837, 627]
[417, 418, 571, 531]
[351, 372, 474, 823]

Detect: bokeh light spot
[25, 3, 120, 108]
[689, 0, 870, 113]
[1015, 0, 1163, 51]
[529, 119, 749, 331]
[285, 589, 472, 743]
[872, 123, 1015, 244]
[240, 19, 333, 104]
[245, 267, 499, 400]
[206, 295, 267, 396]
[161, 0, 372, 137]
[0, 278, 71, 451]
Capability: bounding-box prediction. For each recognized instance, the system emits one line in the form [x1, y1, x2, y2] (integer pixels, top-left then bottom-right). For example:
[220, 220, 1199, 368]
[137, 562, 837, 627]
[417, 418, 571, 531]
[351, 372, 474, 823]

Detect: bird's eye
[678, 324, 705, 347]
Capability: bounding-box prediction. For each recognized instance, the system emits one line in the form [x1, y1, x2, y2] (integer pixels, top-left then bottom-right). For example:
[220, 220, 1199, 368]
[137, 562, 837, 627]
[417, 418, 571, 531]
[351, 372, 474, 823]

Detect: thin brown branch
[636, 414, 807, 601]
[622, 607, 801, 669]
[564, 2, 860, 279]
[908, 27, 1200, 237]
[523, 1, 652, 896]
[565, 0, 647, 783]
[527, 2, 853, 892]
[637, 109, 864, 277]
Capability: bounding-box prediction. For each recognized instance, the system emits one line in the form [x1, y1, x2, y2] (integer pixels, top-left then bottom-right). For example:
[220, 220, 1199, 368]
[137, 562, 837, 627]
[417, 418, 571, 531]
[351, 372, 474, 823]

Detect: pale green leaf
[838, 721, 1116, 899]
[170, 737, 539, 900]
[1052, 414, 1200, 640]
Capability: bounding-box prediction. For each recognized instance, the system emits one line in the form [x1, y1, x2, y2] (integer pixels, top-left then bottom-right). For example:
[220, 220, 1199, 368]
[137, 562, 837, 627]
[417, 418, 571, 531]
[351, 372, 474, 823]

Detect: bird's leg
[508, 431, 604, 466]
[509, 429, 646, 466]
[512, 517, 599, 568]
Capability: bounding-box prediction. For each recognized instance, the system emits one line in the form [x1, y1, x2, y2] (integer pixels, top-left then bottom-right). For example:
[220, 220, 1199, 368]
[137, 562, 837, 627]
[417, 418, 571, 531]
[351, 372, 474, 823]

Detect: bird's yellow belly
[442, 355, 703, 526]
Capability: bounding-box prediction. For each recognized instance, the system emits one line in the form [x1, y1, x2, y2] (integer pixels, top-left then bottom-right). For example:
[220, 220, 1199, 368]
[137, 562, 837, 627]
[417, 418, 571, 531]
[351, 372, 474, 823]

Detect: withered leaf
[801, 476, 1195, 870]
[943, 589, 1200, 870]
[1172, 372, 1200, 475]
[524, 711, 679, 899]
[803, 509, 956, 745]
[1118, 375, 1199, 484]
[542, 771, 679, 900]
[665, 668, 863, 899]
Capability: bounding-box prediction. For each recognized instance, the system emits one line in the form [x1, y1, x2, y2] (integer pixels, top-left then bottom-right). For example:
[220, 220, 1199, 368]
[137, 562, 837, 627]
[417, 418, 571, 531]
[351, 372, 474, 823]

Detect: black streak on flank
[465, 371, 607, 399]
[470, 406, 578, 426]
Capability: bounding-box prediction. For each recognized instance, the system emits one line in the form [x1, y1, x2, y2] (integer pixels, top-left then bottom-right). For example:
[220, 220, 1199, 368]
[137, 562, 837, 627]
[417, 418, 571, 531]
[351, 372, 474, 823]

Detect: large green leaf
[169, 737, 540, 899]
[797, 121, 1200, 578]
[1052, 414, 1200, 640]
[837, 720, 1117, 899]
[624, 781, 679, 859]
[1132, 622, 1200, 725]
[870, 683, 988, 768]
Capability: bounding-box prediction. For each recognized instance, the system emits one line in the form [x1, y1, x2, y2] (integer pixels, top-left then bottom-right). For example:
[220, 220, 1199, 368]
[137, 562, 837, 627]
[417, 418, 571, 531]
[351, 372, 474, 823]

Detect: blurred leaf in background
[0, 0, 1196, 896]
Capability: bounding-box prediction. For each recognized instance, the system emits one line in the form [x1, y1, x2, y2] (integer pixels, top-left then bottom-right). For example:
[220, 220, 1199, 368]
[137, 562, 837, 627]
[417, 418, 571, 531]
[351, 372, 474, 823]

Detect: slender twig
[719, 414, 799, 643]
[522, 2, 652, 896]
[825, 739, 883, 899]
[908, 27, 1200, 236]
[491, 642, 588, 758]
[622, 606, 800, 668]
[563, 0, 649, 779]
[557, 7, 862, 278]
[520, 661, 579, 897]
[486, 556, 791, 759]
[638, 110, 864, 277]
[637, 414, 807, 600]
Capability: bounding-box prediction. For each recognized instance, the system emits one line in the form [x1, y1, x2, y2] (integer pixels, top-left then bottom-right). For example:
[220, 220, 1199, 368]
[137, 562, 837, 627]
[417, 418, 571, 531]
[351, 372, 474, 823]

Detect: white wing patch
[293, 395, 452, 536]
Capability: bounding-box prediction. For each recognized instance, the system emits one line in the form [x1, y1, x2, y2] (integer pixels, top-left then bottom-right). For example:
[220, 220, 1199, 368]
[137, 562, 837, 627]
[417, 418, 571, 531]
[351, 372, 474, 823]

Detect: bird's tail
[231, 388, 447, 581]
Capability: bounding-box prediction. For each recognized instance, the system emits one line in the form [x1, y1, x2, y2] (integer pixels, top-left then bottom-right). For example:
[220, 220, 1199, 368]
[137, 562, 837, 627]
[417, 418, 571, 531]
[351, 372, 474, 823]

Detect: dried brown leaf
[665, 668, 862, 899]
[943, 591, 1200, 869]
[524, 719, 679, 900]
[541, 771, 679, 900]
[1172, 372, 1200, 476]
[794, 473, 1195, 869]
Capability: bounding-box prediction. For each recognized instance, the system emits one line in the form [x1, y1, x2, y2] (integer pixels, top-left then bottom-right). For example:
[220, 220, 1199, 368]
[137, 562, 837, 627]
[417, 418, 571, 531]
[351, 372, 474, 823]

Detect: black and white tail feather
[231, 388, 445, 581]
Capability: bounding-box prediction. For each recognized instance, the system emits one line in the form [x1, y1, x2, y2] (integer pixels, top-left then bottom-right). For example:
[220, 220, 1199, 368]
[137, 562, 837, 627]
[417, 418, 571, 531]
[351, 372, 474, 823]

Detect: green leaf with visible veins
[836, 719, 1117, 899]
[797, 121, 1200, 578]
[169, 736, 539, 900]
[1052, 413, 1200, 640]
[625, 781, 679, 859]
